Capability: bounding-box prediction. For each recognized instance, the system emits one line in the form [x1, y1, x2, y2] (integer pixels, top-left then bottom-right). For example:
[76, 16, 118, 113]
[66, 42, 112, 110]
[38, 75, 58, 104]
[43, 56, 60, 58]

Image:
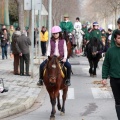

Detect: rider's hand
[19, 53, 22, 56]
[101, 79, 107, 86]
[96, 51, 98, 54]
[62, 58, 66, 62]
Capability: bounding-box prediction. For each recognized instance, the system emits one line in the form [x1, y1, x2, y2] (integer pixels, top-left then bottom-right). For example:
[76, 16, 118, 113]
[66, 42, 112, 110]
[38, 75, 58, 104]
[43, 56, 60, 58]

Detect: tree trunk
[16, 0, 24, 30]
[4, 0, 10, 27]
[115, 8, 117, 28]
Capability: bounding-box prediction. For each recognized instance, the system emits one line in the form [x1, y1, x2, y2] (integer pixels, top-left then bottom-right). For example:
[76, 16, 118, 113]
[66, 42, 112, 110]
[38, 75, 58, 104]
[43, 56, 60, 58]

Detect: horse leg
[60, 87, 68, 115]
[93, 57, 99, 77]
[57, 92, 61, 111]
[88, 59, 93, 76]
[48, 92, 56, 119]
[50, 97, 56, 118]
[71, 69, 73, 75]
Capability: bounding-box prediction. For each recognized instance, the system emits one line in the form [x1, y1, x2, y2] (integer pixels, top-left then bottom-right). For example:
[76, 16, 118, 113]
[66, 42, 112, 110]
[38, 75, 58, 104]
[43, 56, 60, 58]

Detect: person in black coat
[16, 30, 31, 76]
[11, 27, 21, 75]
[1, 28, 10, 59]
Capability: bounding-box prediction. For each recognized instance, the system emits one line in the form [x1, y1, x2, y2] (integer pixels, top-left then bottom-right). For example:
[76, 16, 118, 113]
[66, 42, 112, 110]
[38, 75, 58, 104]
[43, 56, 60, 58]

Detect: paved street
[3, 56, 117, 120]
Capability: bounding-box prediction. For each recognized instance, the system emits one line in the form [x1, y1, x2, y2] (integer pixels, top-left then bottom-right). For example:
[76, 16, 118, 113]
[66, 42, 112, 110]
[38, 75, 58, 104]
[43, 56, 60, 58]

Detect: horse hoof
[58, 108, 61, 111]
[50, 116, 55, 120]
[60, 112, 65, 116]
[90, 74, 93, 77]
[93, 75, 97, 77]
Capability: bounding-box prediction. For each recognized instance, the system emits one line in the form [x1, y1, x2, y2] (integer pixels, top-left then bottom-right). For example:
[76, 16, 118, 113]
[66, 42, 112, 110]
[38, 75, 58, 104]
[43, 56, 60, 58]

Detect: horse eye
[52, 64, 56, 68]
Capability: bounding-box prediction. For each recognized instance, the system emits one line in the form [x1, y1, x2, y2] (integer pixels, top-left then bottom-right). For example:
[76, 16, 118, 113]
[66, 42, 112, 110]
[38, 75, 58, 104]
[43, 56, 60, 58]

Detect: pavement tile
[0, 54, 42, 119]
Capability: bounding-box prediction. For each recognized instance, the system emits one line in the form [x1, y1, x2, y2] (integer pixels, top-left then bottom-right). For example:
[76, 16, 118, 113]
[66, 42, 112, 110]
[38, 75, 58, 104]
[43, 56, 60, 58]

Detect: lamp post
[38, 0, 42, 64]
[48, 0, 52, 41]
[31, 0, 35, 78]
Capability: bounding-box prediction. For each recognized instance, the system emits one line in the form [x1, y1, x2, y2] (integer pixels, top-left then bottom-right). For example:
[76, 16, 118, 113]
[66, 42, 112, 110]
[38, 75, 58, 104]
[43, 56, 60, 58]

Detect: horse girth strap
[43, 63, 65, 78]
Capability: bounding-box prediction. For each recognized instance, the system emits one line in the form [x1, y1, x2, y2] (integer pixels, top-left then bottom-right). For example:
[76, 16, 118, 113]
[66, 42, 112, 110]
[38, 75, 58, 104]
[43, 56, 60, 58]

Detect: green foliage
[9, 0, 18, 24]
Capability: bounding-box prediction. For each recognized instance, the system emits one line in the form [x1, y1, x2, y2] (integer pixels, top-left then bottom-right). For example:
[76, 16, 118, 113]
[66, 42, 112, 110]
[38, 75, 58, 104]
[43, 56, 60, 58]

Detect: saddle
[43, 62, 67, 78]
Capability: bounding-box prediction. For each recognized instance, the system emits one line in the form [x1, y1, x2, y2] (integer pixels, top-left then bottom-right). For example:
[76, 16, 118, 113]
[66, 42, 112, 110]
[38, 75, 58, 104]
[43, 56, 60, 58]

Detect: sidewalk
[0, 54, 46, 119]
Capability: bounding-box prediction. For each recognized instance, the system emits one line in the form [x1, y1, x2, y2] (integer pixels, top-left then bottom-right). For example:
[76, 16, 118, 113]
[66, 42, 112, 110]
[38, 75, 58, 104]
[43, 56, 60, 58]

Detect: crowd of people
[0, 25, 31, 76]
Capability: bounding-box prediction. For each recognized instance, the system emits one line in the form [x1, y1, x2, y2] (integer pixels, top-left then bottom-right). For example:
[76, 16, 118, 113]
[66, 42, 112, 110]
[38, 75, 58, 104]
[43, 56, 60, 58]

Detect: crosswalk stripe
[91, 88, 112, 99]
[60, 88, 74, 99]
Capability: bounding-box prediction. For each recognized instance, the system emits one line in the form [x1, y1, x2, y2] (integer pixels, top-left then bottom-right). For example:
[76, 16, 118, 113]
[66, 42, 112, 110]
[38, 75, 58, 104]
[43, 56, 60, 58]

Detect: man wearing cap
[59, 14, 74, 33]
[89, 22, 101, 41]
[16, 30, 31, 76]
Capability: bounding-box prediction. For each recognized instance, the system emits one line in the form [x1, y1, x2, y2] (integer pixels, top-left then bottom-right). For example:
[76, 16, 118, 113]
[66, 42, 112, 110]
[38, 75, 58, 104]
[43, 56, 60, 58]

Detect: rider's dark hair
[101, 29, 106, 33]
[16, 27, 20, 31]
[88, 28, 92, 32]
[114, 30, 120, 39]
[76, 17, 80, 21]
[51, 32, 64, 40]
[117, 18, 120, 24]
[108, 28, 112, 32]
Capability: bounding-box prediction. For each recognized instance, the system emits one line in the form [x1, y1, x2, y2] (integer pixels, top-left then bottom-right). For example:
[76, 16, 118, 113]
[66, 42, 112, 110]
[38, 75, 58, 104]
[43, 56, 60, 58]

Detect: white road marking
[60, 88, 74, 99]
[91, 88, 112, 99]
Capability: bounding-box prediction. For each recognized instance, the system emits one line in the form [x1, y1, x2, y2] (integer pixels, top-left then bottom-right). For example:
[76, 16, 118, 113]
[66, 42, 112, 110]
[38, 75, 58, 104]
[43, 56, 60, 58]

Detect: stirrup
[65, 79, 71, 86]
[37, 79, 43, 86]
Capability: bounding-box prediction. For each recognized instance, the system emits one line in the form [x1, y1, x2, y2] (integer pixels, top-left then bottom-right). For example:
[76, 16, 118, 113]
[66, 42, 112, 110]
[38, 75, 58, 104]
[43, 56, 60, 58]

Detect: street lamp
[48, 0, 52, 41]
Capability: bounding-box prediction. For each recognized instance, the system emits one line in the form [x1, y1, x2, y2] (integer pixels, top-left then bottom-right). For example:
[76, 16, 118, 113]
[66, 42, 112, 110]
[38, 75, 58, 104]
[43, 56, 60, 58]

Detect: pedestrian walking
[16, 30, 31, 76]
[106, 28, 112, 47]
[11, 27, 21, 75]
[40, 26, 48, 56]
[111, 18, 120, 47]
[1, 28, 10, 59]
[102, 30, 120, 120]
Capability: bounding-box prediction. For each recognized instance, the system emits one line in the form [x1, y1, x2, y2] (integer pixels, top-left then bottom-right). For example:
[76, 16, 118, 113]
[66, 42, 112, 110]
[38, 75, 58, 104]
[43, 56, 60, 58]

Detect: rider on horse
[74, 17, 82, 30]
[59, 14, 74, 43]
[89, 22, 102, 41]
[37, 26, 71, 86]
[60, 14, 74, 33]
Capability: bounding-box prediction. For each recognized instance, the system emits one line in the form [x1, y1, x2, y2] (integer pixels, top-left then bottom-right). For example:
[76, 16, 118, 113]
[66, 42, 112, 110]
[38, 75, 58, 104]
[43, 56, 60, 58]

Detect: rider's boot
[37, 70, 43, 86]
[116, 105, 120, 120]
[65, 68, 71, 86]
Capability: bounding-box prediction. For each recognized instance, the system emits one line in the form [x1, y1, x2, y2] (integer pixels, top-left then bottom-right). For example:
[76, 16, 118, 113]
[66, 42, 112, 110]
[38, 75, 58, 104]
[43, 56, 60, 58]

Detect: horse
[63, 31, 75, 58]
[43, 56, 68, 119]
[73, 28, 83, 56]
[86, 37, 103, 77]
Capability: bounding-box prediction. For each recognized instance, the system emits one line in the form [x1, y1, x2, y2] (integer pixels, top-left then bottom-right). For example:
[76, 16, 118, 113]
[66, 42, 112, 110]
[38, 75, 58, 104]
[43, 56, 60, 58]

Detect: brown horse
[63, 31, 75, 58]
[43, 56, 68, 119]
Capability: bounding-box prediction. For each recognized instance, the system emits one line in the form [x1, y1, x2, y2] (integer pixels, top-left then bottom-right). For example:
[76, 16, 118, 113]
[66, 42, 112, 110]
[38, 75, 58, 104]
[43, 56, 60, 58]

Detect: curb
[0, 97, 37, 119]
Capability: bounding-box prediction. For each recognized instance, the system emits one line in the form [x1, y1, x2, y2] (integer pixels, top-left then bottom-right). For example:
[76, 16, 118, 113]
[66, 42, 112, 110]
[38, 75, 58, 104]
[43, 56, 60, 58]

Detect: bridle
[47, 57, 60, 80]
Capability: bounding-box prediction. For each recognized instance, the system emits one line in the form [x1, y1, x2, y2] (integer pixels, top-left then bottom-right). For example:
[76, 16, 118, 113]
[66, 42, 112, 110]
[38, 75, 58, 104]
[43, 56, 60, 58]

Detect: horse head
[63, 31, 73, 42]
[47, 56, 61, 86]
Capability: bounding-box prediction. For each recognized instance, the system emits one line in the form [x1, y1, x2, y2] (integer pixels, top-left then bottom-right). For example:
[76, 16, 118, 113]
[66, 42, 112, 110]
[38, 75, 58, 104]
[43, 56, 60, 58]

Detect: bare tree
[43, 0, 81, 25]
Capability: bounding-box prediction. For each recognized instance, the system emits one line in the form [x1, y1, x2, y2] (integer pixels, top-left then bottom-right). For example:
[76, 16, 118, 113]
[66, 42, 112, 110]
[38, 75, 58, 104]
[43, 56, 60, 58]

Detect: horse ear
[57, 56, 61, 61]
[48, 56, 51, 60]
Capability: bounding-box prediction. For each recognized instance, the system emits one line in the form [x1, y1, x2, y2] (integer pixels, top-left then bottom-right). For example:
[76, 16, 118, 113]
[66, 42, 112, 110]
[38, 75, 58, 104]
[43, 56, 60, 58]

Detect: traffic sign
[24, 0, 42, 10]
[24, 0, 31, 10]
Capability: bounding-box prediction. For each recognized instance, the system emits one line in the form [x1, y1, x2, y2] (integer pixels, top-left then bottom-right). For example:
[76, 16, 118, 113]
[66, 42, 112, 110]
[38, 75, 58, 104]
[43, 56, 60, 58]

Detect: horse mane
[90, 37, 100, 46]
[86, 37, 103, 55]
[47, 56, 60, 69]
